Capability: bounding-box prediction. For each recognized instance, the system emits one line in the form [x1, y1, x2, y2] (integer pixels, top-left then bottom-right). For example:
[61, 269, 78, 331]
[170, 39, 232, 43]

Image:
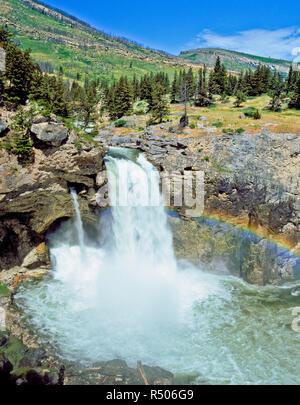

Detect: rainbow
[167, 208, 300, 260]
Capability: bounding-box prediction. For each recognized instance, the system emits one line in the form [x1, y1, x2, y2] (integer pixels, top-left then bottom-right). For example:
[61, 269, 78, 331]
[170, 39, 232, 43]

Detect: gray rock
[0, 119, 8, 135]
[31, 122, 68, 146]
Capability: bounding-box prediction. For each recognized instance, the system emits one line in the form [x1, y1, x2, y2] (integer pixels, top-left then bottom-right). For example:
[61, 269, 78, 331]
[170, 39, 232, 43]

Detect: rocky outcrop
[96, 129, 300, 253]
[95, 128, 300, 284]
[31, 121, 68, 147]
[0, 120, 107, 270]
[22, 242, 49, 269]
[169, 216, 297, 285]
[0, 119, 8, 135]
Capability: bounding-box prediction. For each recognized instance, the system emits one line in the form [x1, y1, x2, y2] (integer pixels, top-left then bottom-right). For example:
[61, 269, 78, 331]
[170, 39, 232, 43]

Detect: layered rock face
[0, 120, 106, 270]
[96, 128, 300, 251]
[96, 128, 300, 284]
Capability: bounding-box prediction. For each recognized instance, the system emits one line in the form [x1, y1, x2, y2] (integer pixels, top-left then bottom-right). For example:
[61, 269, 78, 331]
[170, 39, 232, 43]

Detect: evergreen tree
[139, 74, 153, 109]
[0, 26, 13, 48]
[131, 74, 140, 101]
[194, 66, 212, 107]
[79, 83, 98, 127]
[186, 67, 195, 99]
[209, 56, 228, 95]
[288, 76, 300, 109]
[151, 83, 170, 123]
[107, 76, 132, 119]
[171, 71, 179, 103]
[179, 81, 189, 128]
[233, 90, 247, 107]
[286, 65, 298, 94]
[4, 44, 38, 107]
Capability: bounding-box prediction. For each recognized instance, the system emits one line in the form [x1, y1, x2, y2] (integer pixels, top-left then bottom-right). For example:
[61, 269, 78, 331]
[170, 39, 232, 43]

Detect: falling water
[70, 188, 85, 252]
[16, 148, 300, 385]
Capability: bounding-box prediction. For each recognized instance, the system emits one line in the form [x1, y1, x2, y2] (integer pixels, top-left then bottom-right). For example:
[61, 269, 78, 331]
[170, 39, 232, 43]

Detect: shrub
[202, 156, 210, 162]
[189, 123, 196, 129]
[114, 119, 127, 128]
[253, 109, 261, 119]
[236, 128, 245, 134]
[212, 121, 223, 128]
[222, 128, 234, 135]
[243, 107, 257, 118]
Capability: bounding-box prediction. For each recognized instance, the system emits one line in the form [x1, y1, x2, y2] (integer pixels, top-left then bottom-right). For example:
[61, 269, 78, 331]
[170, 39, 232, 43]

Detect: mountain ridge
[179, 47, 296, 75]
[0, 0, 196, 81]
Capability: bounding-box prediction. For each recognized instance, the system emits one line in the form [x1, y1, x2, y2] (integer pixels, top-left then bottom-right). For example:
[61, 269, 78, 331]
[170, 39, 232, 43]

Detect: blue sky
[45, 0, 300, 60]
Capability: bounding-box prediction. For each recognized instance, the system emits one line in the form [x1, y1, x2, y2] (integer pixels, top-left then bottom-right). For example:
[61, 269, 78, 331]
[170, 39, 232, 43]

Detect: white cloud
[190, 27, 300, 61]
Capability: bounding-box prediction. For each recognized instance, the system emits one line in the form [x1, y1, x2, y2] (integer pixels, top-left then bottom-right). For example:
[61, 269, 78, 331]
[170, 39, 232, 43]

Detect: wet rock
[22, 242, 49, 269]
[0, 134, 107, 269]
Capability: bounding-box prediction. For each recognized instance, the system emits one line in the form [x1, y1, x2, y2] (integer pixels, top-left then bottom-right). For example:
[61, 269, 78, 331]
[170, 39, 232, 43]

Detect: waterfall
[70, 188, 85, 252]
[104, 148, 177, 279]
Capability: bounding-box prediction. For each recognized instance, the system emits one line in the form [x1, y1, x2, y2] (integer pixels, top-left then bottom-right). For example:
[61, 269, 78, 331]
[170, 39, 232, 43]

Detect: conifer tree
[107, 76, 132, 119]
[131, 74, 140, 101]
[288, 76, 300, 109]
[179, 81, 189, 128]
[151, 83, 170, 123]
[233, 90, 247, 107]
[194, 66, 212, 107]
[171, 71, 179, 103]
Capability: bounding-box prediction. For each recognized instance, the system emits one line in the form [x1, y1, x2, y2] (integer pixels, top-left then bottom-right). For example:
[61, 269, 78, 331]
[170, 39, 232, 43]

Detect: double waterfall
[16, 148, 300, 385]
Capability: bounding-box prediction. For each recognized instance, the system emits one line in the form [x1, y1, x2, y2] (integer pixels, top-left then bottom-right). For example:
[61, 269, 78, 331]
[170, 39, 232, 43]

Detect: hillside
[0, 0, 195, 82]
[179, 48, 295, 75]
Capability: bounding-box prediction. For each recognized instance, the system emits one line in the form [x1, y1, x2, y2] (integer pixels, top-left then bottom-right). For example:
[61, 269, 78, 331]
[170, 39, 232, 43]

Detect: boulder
[31, 122, 68, 146]
[0, 119, 8, 135]
[22, 242, 49, 269]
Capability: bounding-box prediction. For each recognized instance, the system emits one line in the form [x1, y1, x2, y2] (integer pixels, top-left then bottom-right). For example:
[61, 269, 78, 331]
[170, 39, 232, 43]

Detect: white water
[70, 188, 85, 252]
[16, 148, 300, 384]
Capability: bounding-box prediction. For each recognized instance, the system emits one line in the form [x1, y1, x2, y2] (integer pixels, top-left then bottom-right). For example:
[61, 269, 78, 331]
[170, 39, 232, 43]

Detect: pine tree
[131, 74, 140, 101]
[171, 71, 179, 103]
[209, 56, 228, 95]
[286, 65, 298, 94]
[139, 74, 153, 109]
[288, 76, 300, 109]
[107, 76, 132, 119]
[186, 68, 195, 99]
[179, 81, 189, 128]
[0, 27, 13, 48]
[233, 90, 247, 107]
[194, 66, 212, 107]
[52, 76, 69, 117]
[4, 43, 37, 107]
[79, 83, 98, 127]
[151, 83, 170, 123]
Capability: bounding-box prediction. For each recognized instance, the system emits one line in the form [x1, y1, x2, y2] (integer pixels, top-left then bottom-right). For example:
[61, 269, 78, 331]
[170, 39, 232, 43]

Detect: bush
[253, 109, 261, 119]
[243, 107, 257, 118]
[114, 119, 127, 128]
[236, 128, 245, 134]
[189, 123, 196, 129]
[202, 156, 210, 162]
[212, 121, 223, 128]
[222, 128, 234, 135]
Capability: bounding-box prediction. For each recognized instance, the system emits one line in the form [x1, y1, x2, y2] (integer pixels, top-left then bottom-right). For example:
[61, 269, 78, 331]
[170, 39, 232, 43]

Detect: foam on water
[16, 148, 300, 384]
